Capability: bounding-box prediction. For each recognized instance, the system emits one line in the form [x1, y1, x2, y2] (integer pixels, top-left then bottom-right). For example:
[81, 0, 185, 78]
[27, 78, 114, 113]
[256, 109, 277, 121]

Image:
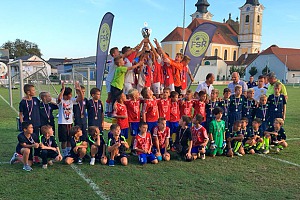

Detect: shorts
[152, 147, 166, 155]
[114, 153, 127, 162]
[16, 147, 33, 161]
[169, 122, 179, 135]
[58, 124, 72, 143]
[138, 153, 157, 165]
[191, 146, 205, 154]
[152, 82, 161, 95]
[121, 128, 129, 139]
[147, 122, 158, 134]
[164, 84, 175, 92]
[32, 126, 40, 142]
[130, 122, 140, 136]
[124, 83, 134, 95]
[210, 147, 224, 156]
[106, 81, 112, 93]
[175, 86, 181, 95]
[67, 151, 79, 161]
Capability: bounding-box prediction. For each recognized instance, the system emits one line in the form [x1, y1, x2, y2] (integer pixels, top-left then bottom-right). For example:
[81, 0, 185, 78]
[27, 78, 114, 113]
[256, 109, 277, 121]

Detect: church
[161, 0, 264, 81]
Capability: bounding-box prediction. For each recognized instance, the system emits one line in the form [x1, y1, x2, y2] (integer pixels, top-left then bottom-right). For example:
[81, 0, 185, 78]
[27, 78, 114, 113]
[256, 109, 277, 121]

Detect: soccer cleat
[23, 164, 33, 172]
[109, 159, 115, 167]
[42, 164, 48, 169]
[33, 156, 41, 164]
[234, 152, 243, 157]
[273, 140, 279, 145]
[275, 148, 280, 153]
[90, 158, 95, 166]
[10, 153, 18, 164]
[200, 154, 206, 160]
[78, 158, 83, 165]
[48, 160, 53, 165]
[263, 149, 270, 154]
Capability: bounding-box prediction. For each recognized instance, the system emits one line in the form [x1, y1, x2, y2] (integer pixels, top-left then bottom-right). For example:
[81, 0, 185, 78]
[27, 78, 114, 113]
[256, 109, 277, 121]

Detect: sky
[0, 0, 299, 60]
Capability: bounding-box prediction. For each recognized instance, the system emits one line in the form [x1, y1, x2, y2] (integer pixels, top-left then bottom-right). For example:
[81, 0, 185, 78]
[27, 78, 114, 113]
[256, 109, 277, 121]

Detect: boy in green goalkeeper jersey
[209, 107, 226, 157]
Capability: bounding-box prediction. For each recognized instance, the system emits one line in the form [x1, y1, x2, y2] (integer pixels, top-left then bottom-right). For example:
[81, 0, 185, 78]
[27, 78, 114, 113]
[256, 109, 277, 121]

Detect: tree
[248, 66, 258, 76]
[1, 39, 42, 59]
[229, 66, 246, 78]
[262, 65, 270, 75]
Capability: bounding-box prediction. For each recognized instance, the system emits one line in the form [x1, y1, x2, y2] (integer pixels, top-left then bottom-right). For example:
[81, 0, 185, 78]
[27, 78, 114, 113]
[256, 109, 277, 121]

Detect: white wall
[194, 65, 218, 83]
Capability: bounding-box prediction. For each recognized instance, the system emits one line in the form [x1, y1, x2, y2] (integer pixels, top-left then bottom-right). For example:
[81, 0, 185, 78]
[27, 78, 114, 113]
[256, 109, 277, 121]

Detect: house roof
[204, 56, 223, 60]
[260, 45, 300, 71]
[236, 53, 259, 65]
[162, 18, 239, 46]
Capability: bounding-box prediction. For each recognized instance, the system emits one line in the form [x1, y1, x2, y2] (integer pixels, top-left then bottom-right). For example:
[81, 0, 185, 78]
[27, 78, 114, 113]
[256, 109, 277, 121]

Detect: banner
[96, 12, 114, 89]
[184, 22, 217, 87]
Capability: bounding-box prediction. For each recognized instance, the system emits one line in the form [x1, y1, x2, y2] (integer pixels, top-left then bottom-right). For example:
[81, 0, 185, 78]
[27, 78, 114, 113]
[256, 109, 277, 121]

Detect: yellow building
[161, 0, 264, 61]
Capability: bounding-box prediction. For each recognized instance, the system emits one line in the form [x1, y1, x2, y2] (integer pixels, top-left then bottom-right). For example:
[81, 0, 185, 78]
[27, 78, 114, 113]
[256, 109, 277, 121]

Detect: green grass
[0, 85, 299, 200]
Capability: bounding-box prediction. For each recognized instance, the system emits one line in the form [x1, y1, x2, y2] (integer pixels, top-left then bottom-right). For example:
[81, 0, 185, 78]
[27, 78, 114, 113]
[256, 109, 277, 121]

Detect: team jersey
[181, 65, 191, 90]
[169, 59, 183, 87]
[16, 132, 35, 153]
[245, 128, 263, 139]
[179, 99, 193, 118]
[255, 104, 269, 122]
[157, 98, 171, 121]
[206, 100, 219, 118]
[19, 97, 41, 127]
[240, 128, 250, 139]
[86, 99, 104, 128]
[267, 94, 286, 114]
[153, 126, 170, 149]
[108, 135, 127, 154]
[266, 127, 286, 141]
[88, 134, 105, 147]
[242, 99, 257, 119]
[175, 127, 192, 148]
[39, 102, 58, 127]
[226, 128, 242, 139]
[73, 98, 88, 125]
[114, 102, 129, 129]
[218, 98, 230, 118]
[70, 136, 85, 150]
[124, 52, 137, 84]
[191, 125, 208, 147]
[193, 99, 206, 121]
[142, 99, 159, 122]
[170, 101, 180, 122]
[209, 120, 226, 147]
[152, 60, 163, 84]
[133, 132, 152, 155]
[39, 135, 58, 148]
[229, 95, 245, 113]
[58, 98, 77, 124]
[124, 99, 140, 122]
[142, 64, 152, 87]
[162, 63, 174, 86]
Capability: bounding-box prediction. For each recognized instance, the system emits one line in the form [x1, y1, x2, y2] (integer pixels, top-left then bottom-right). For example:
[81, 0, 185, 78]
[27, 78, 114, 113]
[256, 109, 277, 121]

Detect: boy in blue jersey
[65, 126, 88, 165]
[205, 89, 219, 132]
[19, 84, 41, 163]
[267, 82, 286, 128]
[87, 88, 104, 130]
[242, 88, 257, 128]
[218, 88, 231, 130]
[39, 125, 62, 169]
[88, 126, 107, 166]
[39, 92, 58, 135]
[255, 95, 269, 132]
[228, 85, 245, 129]
[226, 120, 244, 157]
[10, 122, 39, 171]
[107, 124, 129, 166]
[73, 85, 88, 140]
[243, 118, 264, 154]
[263, 118, 287, 154]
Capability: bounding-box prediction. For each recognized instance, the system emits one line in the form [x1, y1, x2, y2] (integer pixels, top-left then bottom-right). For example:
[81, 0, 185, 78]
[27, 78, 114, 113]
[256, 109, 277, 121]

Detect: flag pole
[182, 0, 186, 53]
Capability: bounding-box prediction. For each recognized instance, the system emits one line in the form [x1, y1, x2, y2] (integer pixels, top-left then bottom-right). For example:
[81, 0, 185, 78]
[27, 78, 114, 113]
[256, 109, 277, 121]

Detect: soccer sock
[264, 137, 270, 150]
[256, 142, 263, 150]
[278, 145, 283, 149]
[62, 149, 66, 157]
[233, 141, 242, 153]
[108, 102, 112, 113]
[66, 147, 71, 154]
[105, 101, 109, 113]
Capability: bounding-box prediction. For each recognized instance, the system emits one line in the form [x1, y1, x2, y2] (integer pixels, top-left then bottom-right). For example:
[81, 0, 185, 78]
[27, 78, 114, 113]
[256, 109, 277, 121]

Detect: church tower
[191, 0, 213, 21]
[238, 0, 264, 56]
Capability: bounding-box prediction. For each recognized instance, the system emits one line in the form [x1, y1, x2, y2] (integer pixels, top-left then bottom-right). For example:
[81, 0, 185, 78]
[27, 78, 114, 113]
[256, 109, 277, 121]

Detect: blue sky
[0, 0, 299, 59]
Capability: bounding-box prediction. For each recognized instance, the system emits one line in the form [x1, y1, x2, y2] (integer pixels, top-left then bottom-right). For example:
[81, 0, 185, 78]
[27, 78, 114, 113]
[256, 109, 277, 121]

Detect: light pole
[182, 0, 186, 52]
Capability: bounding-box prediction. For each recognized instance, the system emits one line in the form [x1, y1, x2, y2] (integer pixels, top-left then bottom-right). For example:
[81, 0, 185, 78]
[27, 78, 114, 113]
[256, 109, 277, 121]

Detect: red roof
[260, 45, 300, 71]
[162, 18, 239, 46]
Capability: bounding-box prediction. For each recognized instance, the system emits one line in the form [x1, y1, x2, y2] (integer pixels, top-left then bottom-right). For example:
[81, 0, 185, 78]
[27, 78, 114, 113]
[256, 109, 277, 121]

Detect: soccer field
[0, 85, 299, 200]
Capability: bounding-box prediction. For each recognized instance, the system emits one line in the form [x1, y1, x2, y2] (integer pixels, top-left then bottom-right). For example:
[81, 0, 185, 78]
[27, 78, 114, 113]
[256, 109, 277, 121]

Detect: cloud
[144, 0, 164, 11]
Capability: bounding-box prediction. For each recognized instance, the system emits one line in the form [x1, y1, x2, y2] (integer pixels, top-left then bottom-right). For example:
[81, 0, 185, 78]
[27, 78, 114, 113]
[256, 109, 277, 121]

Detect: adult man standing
[266, 72, 288, 99]
[247, 76, 257, 88]
[195, 73, 215, 96]
[228, 72, 248, 95]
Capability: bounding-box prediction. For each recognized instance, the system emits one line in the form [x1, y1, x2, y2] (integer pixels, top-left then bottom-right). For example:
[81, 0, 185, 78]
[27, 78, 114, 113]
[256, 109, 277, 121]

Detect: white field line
[0, 94, 18, 114]
[258, 154, 300, 167]
[0, 161, 10, 164]
[286, 138, 300, 141]
[70, 164, 110, 200]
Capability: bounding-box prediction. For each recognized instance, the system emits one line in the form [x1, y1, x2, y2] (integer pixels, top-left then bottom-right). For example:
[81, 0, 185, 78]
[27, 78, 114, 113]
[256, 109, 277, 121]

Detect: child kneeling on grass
[10, 121, 39, 171]
[39, 125, 62, 169]
[88, 126, 107, 166]
[107, 124, 129, 166]
[263, 118, 287, 154]
[65, 126, 88, 165]
[191, 114, 208, 160]
[134, 122, 158, 165]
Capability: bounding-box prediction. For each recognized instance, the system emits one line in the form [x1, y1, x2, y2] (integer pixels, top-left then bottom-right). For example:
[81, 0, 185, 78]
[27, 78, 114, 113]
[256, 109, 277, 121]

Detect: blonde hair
[234, 85, 242, 91]
[128, 88, 139, 98]
[40, 125, 52, 135]
[39, 91, 49, 99]
[274, 118, 284, 126]
[247, 88, 254, 93]
[260, 94, 267, 100]
[211, 89, 219, 95]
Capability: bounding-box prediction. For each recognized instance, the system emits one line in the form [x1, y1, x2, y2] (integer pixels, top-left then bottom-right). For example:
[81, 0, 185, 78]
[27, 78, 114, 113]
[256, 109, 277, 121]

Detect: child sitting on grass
[88, 126, 107, 166]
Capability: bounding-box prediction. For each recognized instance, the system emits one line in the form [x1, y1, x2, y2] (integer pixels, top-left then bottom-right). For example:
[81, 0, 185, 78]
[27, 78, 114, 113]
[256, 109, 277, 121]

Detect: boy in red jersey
[141, 87, 159, 133]
[179, 89, 194, 119]
[157, 88, 171, 122]
[169, 91, 180, 151]
[180, 56, 194, 95]
[193, 91, 207, 122]
[133, 122, 158, 165]
[191, 114, 208, 160]
[124, 89, 141, 151]
[152, 118, 171, 161]
[113, 93, 129, 139]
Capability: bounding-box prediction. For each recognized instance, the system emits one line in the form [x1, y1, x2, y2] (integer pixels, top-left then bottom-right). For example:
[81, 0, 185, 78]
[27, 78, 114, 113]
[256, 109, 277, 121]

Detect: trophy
[141, 22, 152, 38]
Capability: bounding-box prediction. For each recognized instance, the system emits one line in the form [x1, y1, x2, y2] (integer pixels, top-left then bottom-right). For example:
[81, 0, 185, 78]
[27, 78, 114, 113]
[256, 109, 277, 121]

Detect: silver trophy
[141, 22, 151, 38]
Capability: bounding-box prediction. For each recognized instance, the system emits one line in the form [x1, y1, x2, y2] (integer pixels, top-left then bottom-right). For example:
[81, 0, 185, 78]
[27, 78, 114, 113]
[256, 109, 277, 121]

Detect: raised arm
[57, 81, 65, 104]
